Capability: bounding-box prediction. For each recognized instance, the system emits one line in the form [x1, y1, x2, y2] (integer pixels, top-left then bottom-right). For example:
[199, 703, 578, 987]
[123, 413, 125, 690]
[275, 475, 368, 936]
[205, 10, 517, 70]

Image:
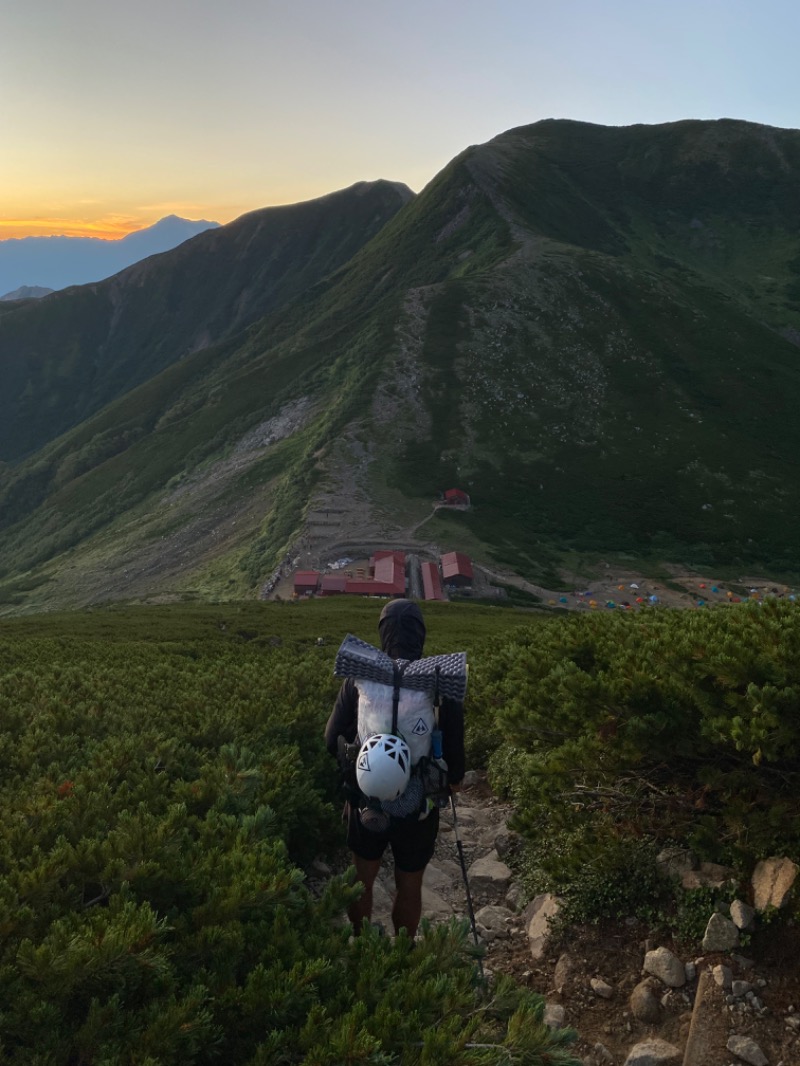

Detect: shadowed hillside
[1, 119, 800, 612]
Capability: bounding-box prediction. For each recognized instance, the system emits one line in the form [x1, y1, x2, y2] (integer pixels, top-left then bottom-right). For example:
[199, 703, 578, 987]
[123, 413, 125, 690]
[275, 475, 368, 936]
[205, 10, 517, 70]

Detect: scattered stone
[493, 828, 516, 858]
[505, 882, 524, 912]
[682, 861, 736, 890]
[730, 899, 756, 931]
[732, 980, 753, 997]
[554, 951, 575, 991]
[643, 946, 686, 988]
[630, 980, 663, 1024]
[475, 904, 514, 939]
[684, 961, 697, 983]
[713, 964, 733, 990]
[467, 852, 512, 896]
[423, 858, 461, 892]
[308, 858, 332, 878]
[656, 847, 696, 881]
[594, 1043, 614, 1064]
[420, 884, 453, 921]
[525, 893, 562, 960]
[726, 1034, 768, 1066]
[591, 977, 614, 999]
[543, 1002, 565, 1030]
[752, 856, 799, 911]
[702, 912, 739, 952]
[461, 770, 481, 787]
[623, 1038, 682, 1065]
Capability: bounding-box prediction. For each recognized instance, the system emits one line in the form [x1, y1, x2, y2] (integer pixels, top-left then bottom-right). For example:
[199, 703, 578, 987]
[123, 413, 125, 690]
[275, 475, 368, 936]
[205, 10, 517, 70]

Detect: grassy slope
[0, 181, 412, 462]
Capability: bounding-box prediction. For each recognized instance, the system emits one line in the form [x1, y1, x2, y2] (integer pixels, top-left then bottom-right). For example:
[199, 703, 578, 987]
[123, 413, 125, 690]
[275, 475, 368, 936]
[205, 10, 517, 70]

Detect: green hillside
[0, 181, 412, 462]
[2, 119, 800, 612]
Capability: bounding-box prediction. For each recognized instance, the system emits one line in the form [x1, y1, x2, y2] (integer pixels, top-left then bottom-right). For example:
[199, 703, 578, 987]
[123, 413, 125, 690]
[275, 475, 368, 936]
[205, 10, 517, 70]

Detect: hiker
[325, 598, 465, 938]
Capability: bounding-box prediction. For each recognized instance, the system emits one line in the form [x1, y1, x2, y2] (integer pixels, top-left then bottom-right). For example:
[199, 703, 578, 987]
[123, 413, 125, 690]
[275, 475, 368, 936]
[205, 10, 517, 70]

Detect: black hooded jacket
[324, 599, 465, 784]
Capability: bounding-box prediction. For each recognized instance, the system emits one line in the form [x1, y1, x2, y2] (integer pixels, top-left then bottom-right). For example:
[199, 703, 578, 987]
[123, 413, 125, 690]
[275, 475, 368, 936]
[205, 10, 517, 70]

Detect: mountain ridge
[1, 119, 800, 613]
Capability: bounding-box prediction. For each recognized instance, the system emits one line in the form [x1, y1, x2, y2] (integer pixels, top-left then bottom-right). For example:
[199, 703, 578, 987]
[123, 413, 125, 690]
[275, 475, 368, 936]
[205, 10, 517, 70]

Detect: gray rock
[623, 1038, 682, 1065]
[712, 964, 733, 990]
[752, 855, 799, 911]
[591, 977, 614, 999]
[684, 961, 696, 983]
[730, 899, 756, 931]
[726, 1034, 768, 1066]
[681, 861, 736, 890]
[421, 884, 454, 921]
[656, 847, 696, 881]
[554, 951, 575, 991]
[543, 1002, 566, 1030]
[494, 828, 516, 858]
[630, 980, 663, 1024]
[643, 946, 686, 988]
[505, 882, 524, 912]
[594, 1044, 614, 1064]
[731, 980, 752, 997]
[461, 770, 480, 787]
[702, 912, 739, 952]
[467, 852, 512, 896]
[526, 893, 562, 960]
[424, 858, 461, 892]
[475, 904, 514, 938]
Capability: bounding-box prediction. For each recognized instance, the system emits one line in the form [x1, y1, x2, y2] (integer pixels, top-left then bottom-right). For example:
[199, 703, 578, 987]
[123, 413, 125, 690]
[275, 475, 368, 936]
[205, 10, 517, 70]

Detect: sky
[2, 0, 799, 240]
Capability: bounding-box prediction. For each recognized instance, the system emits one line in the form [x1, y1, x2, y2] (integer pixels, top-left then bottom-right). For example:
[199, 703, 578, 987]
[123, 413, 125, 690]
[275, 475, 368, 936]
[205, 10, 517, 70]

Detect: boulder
[730, 899, 756, 931]
[752, 855, 799, 911]
[543, 1002, 565, 1030]
[505, 882, 524, 912]
[424, 858, 461, 892]
[726, 1034, 768, 1066]
[643, 946, 685, 988]
[655, 847, 696, 881]
[702, 912, 739, 952]
[712, 963, 732, 990]
[553, 951, 575, 991]
[467, 852, 512, 896]
[681, 861, 736, 890]
[623, 1038, 681, 1066]
[475, 904, 514, 939]
[590, 977, 614, 999]
[630, 980, 664, 1024]
[525, 893, 562, 960]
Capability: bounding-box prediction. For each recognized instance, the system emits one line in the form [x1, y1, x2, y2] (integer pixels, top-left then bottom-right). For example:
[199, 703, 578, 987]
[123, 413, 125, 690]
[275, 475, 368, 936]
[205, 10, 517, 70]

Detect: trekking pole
[450, 793, 485, 980]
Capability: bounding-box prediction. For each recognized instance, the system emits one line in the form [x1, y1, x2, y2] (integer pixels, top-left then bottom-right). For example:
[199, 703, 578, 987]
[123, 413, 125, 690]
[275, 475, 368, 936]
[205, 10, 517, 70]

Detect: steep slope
[2, 119, 800, 613]
[0, 181, 412, 461]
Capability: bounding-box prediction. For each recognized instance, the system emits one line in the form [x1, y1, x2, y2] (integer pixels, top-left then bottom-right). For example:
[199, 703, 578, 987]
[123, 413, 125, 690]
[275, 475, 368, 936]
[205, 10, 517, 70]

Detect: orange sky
[0, 217, 147, 241]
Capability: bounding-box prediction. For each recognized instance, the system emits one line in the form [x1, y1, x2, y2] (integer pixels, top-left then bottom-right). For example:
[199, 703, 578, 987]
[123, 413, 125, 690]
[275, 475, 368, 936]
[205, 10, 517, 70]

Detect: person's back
[325, 598, 465, 937]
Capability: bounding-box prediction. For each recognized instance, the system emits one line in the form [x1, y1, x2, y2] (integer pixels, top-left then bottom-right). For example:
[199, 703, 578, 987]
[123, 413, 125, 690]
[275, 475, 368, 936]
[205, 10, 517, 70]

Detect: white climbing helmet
[356, 733, 411, 802]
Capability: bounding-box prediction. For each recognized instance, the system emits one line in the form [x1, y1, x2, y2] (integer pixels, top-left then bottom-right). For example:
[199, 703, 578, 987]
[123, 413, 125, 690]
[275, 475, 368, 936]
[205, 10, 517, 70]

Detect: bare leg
[392, 867, 425, 938]
[348, 854, 382, 933]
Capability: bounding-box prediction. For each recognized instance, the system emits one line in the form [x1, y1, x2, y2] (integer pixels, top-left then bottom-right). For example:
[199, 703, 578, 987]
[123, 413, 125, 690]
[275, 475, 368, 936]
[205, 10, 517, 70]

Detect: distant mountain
[0, 285, 54, 301]
[0, 215, 220, 294]
[1, 120, 800, 614]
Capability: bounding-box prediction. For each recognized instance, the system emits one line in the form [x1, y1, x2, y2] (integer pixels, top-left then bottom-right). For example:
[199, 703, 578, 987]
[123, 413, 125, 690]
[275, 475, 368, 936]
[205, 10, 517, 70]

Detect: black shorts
[346, 804, 439, 873]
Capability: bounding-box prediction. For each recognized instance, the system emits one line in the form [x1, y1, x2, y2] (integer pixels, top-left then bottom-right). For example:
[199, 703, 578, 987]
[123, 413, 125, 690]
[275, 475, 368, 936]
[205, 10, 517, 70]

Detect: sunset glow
[0, 218, 144, 241]
[2, 1, 799, 245]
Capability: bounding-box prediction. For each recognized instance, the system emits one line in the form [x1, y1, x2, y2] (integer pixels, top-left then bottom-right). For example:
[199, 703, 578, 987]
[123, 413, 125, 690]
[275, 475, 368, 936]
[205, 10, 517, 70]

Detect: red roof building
[345, 552, 406, 596]
[294, 570, 320, 595]
[441, 551, 473, 587]
[444, 488, 470, 506]
[320, 574, 347, 595]
[421, 561, 445, 601]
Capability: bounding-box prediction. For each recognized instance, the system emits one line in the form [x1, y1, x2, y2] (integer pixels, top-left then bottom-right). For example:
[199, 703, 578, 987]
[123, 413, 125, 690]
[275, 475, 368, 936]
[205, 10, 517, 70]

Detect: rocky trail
[309, 775, 800, 1066]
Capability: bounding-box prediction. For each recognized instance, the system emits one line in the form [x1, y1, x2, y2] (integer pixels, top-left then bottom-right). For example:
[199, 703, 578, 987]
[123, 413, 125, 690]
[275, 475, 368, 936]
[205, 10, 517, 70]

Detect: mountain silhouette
[0, 215, 220, 294]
